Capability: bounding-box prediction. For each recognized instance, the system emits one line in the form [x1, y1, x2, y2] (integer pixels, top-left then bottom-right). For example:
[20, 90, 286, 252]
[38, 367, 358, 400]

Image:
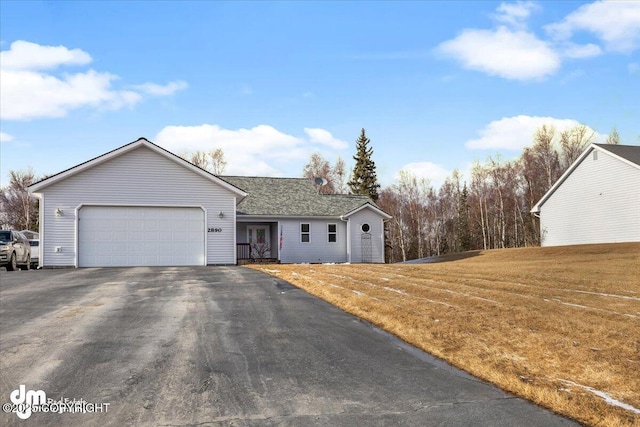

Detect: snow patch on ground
[384, 286, 408, 295]
[560, 379, 640, 414]
[442, 289, 501, 305]
[542, 298, 638, 319]
[572, 290, 640, 301]
[352, 290, 364, 296]
[549, 299, 589, 309]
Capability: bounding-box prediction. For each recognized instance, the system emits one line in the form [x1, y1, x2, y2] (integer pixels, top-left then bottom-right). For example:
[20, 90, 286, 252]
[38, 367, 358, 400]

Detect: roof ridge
[221, 175, 308, 180]
[593, 143, 640, 148]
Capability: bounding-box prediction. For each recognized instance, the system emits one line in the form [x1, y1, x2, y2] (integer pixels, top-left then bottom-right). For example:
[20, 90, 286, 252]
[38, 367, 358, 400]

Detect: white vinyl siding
[540, 148, 640, 246]
[349, 209, 385, 263]
[279, 219, 347, 263]
[39, 146, 237, 266]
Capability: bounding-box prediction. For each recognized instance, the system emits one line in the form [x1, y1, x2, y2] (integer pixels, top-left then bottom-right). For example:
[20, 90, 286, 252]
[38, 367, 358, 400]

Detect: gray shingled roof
[595, 144, 640, 167]
[220, 176, 376, 216]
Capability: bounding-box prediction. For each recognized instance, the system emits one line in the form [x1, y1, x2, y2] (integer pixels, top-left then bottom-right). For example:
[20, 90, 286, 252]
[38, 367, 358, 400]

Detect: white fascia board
[342, 203, 392, 220]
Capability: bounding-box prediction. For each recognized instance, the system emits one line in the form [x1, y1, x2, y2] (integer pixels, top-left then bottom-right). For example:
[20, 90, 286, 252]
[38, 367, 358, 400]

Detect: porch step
[237, 258, 280, 265]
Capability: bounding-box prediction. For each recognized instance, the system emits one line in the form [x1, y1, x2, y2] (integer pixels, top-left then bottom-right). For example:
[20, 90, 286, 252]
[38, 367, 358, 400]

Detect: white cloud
[0, 40, 92, 71]
[466, 115, 584, 150]
[494, 1, 540, 29]
[437, 27, 560, 80]
[397, 162, 451, 189]
[0, 40, 187, 121]
[132, 81, 188, 96]
[0, 132, 14, 143]
[156, 124, 347, 176]
[437, 1, 640, 80]
[1, 68, 142, 120]
[562, 42, 602, 59]
[545, 1, 640, 53]
[304, 128, 348, 150]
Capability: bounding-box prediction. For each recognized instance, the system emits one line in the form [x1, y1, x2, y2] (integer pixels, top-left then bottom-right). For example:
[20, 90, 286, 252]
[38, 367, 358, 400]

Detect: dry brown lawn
[247, 243, 640, 427]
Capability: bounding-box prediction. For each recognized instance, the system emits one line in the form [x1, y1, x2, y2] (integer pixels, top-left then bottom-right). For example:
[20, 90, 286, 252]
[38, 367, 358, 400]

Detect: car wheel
[7, 253, 17, 271]
[20, 255, 31, 271]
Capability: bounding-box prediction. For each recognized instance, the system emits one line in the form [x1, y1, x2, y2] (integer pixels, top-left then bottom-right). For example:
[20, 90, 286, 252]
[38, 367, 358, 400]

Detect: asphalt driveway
[0, 267, 578, 426]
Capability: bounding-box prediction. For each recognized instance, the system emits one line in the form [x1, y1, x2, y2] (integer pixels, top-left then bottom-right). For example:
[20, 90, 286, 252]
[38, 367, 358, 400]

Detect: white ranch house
[531, 143, 640, 247]
[28, 138, 391, 267]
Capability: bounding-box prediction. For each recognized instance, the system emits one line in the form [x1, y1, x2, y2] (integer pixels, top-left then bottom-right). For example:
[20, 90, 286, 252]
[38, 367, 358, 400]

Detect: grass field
[248, 243, 640, 427]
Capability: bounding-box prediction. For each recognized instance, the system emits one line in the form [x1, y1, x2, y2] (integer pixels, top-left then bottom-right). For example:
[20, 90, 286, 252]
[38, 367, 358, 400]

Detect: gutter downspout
[340, 216, 350, 263]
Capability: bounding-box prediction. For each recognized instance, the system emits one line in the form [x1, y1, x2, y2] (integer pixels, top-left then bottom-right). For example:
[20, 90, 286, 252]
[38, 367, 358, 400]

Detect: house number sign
[208, 228, 222, 233]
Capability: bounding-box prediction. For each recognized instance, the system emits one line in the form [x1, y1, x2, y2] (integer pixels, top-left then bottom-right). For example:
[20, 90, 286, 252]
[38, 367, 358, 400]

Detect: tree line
[0, 124, 627, 258]
[377, 124, 624, 262]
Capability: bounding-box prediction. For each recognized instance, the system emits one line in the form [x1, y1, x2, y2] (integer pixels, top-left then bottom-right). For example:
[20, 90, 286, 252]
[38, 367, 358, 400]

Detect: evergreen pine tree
[348, 128, 380, 201]
[456, 183, 471, 251]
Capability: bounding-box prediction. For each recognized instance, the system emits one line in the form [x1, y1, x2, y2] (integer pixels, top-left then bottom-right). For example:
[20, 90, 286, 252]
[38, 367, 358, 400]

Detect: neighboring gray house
[28, 138, 390, 267]
[531, 143, 640, 247]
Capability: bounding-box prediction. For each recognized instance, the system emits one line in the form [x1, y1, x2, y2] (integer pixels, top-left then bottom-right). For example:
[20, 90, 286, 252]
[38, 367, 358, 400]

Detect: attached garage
[78, 206, 205, 267]
[28, 138, 246, 268]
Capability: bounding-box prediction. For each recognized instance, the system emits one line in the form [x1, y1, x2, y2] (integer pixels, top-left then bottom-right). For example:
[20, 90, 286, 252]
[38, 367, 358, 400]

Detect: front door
[247, 225, 271, 258]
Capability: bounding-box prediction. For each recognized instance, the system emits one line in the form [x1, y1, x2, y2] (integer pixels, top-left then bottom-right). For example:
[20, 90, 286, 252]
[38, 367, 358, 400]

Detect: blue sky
[1, 1, 639, 189]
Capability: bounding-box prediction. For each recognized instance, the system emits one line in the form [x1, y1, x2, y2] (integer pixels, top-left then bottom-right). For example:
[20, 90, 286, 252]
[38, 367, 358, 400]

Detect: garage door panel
[79, 206, 205, 267]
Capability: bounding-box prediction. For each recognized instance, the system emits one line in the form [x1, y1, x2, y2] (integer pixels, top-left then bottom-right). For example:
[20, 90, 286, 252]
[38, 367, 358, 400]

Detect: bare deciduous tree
[302, 153, 348, 194]
[333, 157, 347, 194]
[210, 148, 227, 175]
[560, 124, 594, 168]
[605, 127, 620, 145]
[180, 149, 227, 174]
[0, 169, 39, 231]
[379, 122, 606, 262]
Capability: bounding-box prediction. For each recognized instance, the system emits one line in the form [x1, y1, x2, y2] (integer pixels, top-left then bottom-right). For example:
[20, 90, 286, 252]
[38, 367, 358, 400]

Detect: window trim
[327, 223, 337, 243]
[300, 223, 310, 243]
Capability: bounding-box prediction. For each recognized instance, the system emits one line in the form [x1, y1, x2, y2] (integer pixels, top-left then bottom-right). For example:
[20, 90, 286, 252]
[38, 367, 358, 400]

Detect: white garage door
[79, 206, 205, 267]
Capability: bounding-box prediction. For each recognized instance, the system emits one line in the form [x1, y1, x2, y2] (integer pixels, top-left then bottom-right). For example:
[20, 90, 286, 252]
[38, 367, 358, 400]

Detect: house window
[300, 223, 310, 243]
[361, 223, 371, 233]
[328, 223, 337, 242]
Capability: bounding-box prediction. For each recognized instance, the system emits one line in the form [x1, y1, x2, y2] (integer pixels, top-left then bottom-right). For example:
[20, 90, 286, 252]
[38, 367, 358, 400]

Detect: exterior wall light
[55, 208, 63, 217]
[218, 211, 224, 218]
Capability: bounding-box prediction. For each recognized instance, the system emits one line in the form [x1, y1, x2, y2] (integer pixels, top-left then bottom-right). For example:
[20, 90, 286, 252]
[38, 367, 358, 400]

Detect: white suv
[0, 230, 31, 271]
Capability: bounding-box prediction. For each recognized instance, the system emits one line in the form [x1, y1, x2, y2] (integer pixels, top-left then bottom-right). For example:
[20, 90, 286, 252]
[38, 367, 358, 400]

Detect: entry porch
[236, 221, 280, 263]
